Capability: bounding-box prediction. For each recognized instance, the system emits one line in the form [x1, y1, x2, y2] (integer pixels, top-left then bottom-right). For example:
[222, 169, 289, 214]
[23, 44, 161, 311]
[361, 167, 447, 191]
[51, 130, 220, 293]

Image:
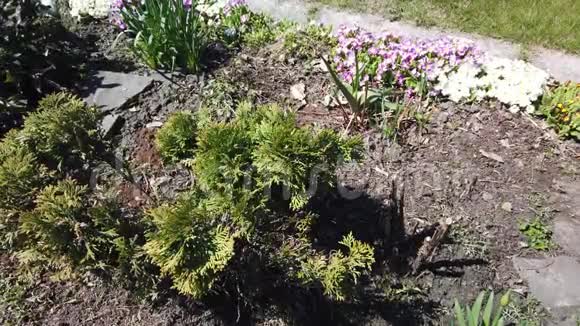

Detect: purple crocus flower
[333, 24, 482, 92]
[224, 0, 247, 14]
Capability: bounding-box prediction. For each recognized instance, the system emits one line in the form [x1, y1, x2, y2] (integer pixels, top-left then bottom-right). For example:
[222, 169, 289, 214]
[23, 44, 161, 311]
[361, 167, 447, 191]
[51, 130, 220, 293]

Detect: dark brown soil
[2, 19, 579, 326]
[132, 128, 164, 170]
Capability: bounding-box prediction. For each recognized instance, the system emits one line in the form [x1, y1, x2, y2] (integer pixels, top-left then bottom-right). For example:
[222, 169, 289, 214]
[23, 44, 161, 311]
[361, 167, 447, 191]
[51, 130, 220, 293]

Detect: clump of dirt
[118, 181, 151, 209]
[132, 128, 163, 170]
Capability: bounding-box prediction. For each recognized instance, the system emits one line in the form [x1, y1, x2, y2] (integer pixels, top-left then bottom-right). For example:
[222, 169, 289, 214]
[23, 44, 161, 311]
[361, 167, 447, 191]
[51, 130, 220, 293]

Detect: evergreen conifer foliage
[194, 102, 364, 211]
[17, 179, 125, 270]
[156, 111, 197, 164]
[19, 92, 102, 171]
[0, 92, 111, 254]
[144, 192, 235, 298]
[313, 233, 375, 301]
[147, 101, 374, 301]
[279, 229, 375, 301]
[0, 130, 49, 211]
[0, 92, 149, 282]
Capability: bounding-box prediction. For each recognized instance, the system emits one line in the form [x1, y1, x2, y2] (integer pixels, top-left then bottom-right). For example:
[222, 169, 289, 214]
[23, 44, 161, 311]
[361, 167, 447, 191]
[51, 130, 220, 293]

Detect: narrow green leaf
[482, 292, 494, 326]
[454, 300, 467, 326]
[470, 292, 485, 326]
[496, 317, 505, 326]
[466, 306, 473, 326]
[321, 57, 361, 114]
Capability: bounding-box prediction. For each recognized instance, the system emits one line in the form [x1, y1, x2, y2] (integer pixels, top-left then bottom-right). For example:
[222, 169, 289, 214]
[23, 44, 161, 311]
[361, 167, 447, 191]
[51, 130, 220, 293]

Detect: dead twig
[411, 220, 451, 274]
[373, 166, 390, 178]
[459, 176, 478, 200]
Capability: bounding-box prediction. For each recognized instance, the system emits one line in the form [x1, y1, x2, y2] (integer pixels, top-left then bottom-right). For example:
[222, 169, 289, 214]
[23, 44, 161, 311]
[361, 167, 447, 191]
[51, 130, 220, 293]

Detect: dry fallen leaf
[499, 139, 511, 148]
[501, 202, 513, 212]
[479, 149, 504, 163]
[290, 82, 306, 102]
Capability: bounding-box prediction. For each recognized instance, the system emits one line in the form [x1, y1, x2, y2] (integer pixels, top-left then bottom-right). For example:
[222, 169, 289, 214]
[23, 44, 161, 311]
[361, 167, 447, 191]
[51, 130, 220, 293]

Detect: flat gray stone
[552, 181, 580, 257]
[531, 48, 580, 84]
[547, 306, 580, 326]
[81, 71, 154, 113]
[100, 113, 122, 138]
[247, 0, 309, 24]
[555, 217, 580, 257]
[435, 111, 449, 124]
[513, 256, 580, 309]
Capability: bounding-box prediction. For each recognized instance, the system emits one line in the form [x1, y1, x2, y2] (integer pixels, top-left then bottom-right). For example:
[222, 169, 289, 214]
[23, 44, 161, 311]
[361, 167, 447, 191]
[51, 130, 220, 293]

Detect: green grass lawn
[308, 0, 580, 54]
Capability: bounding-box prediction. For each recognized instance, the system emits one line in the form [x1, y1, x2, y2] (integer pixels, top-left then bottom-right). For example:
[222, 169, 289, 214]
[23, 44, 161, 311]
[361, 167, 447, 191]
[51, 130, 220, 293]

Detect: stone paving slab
[513, 256, 580, 310]
[553, 181, 580, 257]
[80, 71, 155, 113]
[547, 306, 580, 326]
[247, 0, 580, 82]
[555, 217, 580, 257]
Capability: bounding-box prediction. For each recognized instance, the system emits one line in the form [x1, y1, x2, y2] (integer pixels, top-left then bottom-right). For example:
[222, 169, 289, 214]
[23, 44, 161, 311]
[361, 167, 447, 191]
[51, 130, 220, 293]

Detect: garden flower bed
[1, 0, 579, 325]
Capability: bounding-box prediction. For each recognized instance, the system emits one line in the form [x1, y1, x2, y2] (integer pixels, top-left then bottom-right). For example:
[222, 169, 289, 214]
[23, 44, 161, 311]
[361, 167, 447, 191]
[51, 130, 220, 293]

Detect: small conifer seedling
[0, 130, 50, 211]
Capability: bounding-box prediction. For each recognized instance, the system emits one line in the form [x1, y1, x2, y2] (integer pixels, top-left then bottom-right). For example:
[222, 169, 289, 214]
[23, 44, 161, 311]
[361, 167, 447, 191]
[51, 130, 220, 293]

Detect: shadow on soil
[148, 188, 443, 325]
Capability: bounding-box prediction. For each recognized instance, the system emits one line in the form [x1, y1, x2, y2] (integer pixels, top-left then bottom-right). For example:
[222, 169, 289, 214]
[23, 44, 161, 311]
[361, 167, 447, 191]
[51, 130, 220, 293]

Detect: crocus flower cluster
[110, 0, 131, 29]
[333, 25, 482, 94]
[223, 0, 247, 15]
